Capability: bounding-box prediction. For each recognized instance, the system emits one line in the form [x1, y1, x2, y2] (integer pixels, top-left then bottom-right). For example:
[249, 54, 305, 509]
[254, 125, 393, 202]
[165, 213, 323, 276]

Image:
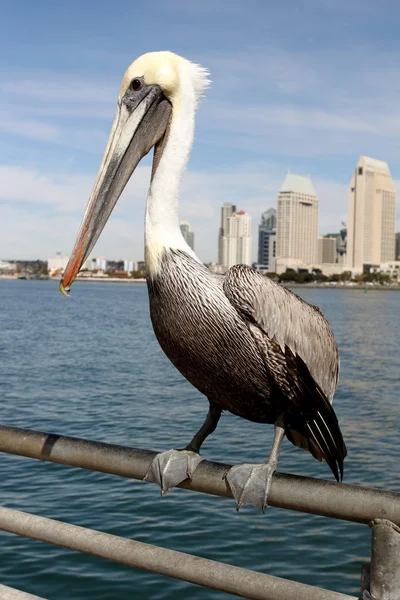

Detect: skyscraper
[347, 156, 396, 269]
[218, 203, 236, 266]
[218, 204, 252, 268]
[396, 232, 400, 260]
[180, 221, 195, 251]
[276, 173, 319, 265]
[258, 208, 276, 271]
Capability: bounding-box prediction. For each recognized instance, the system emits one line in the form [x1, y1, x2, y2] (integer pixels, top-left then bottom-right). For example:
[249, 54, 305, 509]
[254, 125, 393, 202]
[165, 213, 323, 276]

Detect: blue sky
[1, 0, 400, 261]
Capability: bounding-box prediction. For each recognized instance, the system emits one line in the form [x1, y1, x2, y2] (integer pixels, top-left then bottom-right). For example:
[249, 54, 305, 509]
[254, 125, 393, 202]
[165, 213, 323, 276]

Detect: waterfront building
[180, 221, 195, 251]
[257, 208, 276, 271]
[124, 259, 136, 273]
[83, 257, 96, 271]
[318, 235, 337, 264]
[96, 257, 108, 271]
[347, 156, 396, 270]
[47, 253, 69, 274]
[276, 173, 319, 265]
[396, 232, 400, 260]
[368, 260, 400, 277]
[218, 204, 252, 269]
[218, 203, 236, 267]
[0, 260, 15, 273]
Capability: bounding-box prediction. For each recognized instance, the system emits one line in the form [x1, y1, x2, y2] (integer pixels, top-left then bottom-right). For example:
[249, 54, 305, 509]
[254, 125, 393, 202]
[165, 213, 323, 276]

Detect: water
[0, 280, 399, 599]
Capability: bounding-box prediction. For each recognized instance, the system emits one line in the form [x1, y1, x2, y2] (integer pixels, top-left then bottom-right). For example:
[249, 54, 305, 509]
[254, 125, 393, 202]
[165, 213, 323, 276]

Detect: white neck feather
[145, 65, 202, 277]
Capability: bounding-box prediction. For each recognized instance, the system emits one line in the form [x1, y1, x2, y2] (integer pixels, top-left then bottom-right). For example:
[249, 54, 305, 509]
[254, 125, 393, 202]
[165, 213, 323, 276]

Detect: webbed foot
[144, 449, 205, 495]
[225, 462, 276, 512]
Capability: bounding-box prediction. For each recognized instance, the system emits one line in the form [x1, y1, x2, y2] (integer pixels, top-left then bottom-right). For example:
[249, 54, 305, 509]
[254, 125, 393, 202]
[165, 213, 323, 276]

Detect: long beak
[60, 85, 171, 295]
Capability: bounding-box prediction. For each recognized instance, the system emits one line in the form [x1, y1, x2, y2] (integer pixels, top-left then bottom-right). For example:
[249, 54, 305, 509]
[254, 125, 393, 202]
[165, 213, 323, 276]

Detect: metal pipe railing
[0, 584, 46, 600]
[369, 519, 400, 599]
[0, 506, 355, 600]
[0, 425, 399, 525]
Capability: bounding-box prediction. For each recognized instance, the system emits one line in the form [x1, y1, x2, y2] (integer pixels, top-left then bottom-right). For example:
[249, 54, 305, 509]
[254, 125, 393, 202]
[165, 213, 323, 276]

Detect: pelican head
[59, 51, 209, 294]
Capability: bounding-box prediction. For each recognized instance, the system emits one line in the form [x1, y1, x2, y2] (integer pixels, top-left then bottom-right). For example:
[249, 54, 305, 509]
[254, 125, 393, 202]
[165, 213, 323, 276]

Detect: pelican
[60, 51, 347, 511]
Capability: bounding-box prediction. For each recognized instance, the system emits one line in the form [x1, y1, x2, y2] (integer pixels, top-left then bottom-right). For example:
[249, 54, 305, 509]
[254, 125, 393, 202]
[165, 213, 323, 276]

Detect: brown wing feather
[223, 265, 339, 400]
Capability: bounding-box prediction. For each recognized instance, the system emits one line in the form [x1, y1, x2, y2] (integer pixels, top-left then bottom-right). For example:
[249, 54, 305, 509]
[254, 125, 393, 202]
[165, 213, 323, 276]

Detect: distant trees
[131, 270, 145, 279]
[354, 272, 392, 284]
[265, 269, 393, 285]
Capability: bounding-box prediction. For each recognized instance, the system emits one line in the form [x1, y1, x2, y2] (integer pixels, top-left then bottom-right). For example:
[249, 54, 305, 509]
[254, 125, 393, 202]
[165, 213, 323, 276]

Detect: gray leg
[144, 401, 222, 495]
[226, 421, 285, 511]
[185, 402, 222, 453]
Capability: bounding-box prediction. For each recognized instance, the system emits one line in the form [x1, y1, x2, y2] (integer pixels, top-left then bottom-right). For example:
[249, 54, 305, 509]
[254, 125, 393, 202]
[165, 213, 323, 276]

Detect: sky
[1, 0, 400, 262]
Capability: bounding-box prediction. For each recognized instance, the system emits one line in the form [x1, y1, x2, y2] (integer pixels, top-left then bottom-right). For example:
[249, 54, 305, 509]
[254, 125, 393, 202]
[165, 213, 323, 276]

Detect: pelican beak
[60, 84, 171, 295]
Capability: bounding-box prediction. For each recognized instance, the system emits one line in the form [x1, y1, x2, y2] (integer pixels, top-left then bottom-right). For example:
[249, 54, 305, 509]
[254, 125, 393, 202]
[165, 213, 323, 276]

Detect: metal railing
[0, 584, 46, 600]
[0, 424, 399, 600]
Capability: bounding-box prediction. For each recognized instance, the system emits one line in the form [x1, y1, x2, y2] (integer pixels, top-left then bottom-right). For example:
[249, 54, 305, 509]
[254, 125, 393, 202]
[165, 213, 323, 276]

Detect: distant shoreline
[1, 274, 399, 290]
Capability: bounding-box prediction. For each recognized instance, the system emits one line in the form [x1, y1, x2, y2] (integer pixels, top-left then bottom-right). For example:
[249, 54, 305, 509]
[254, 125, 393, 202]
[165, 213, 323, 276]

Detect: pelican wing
[223, 265, 346, 481]
[223, 265, 339, 400]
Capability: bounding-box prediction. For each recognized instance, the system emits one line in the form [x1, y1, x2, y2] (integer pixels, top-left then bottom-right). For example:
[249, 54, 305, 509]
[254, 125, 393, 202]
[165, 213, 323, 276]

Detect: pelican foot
[144, 449, 205, 495]
[225, 462, 276, 512]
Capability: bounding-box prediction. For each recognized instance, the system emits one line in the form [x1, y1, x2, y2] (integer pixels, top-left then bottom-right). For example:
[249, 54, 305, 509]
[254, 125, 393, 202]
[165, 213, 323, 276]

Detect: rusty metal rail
[0, 424, 399, 599]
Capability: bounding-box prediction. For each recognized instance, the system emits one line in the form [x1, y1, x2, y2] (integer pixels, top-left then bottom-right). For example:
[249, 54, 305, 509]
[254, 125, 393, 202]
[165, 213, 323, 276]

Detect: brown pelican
[60, 51, 347, 511]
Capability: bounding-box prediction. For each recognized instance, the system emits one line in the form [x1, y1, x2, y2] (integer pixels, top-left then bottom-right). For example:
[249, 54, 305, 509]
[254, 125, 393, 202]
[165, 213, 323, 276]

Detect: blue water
[0, 280, 399, 599]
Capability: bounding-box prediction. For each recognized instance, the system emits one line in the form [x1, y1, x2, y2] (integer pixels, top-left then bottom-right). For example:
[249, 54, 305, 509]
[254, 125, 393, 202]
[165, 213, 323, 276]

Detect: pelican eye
[131, 78, 142, 91]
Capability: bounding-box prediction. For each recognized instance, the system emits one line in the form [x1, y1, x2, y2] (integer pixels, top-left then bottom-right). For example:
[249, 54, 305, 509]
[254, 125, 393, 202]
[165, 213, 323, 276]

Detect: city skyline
[8, 161, 400, 269]
[2, 1, 400, 262]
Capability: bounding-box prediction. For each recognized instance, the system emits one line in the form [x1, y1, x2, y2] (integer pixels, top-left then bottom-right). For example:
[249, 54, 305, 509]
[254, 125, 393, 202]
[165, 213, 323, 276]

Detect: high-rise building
[96, 257, 108, 271]
[395, 232, 400, 260]
[218, 203, 236, 266]
[276, 173, 319, 265]
[218, 204, 252, 268]
[318, 235, 337, 264]
[180, 221, 195, 251]
[347, 156, 396, 269]
[258, 208, 276, 271]
[124, 259, 136, 273]
[260, 208, 276, 233]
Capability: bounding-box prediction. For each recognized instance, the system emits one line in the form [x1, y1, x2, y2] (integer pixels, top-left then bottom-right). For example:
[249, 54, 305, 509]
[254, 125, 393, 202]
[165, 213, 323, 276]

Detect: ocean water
[0, 279, 399, 599]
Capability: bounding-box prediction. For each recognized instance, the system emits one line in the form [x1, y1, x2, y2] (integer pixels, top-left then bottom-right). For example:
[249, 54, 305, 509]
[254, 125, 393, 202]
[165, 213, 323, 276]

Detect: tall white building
[347, 156, 396, 269]
[124, 259, 136, 273]
[180, 221, 195, 251]
[96, 257, 108, 271]
[218, 204, 252, 269]
[276, 173, 319, 265]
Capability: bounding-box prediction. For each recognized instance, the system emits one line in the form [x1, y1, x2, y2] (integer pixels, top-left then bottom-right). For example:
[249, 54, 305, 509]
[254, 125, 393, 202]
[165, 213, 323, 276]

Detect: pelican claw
[225, 462, 276, 512]
[144, 449, 205, 495]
